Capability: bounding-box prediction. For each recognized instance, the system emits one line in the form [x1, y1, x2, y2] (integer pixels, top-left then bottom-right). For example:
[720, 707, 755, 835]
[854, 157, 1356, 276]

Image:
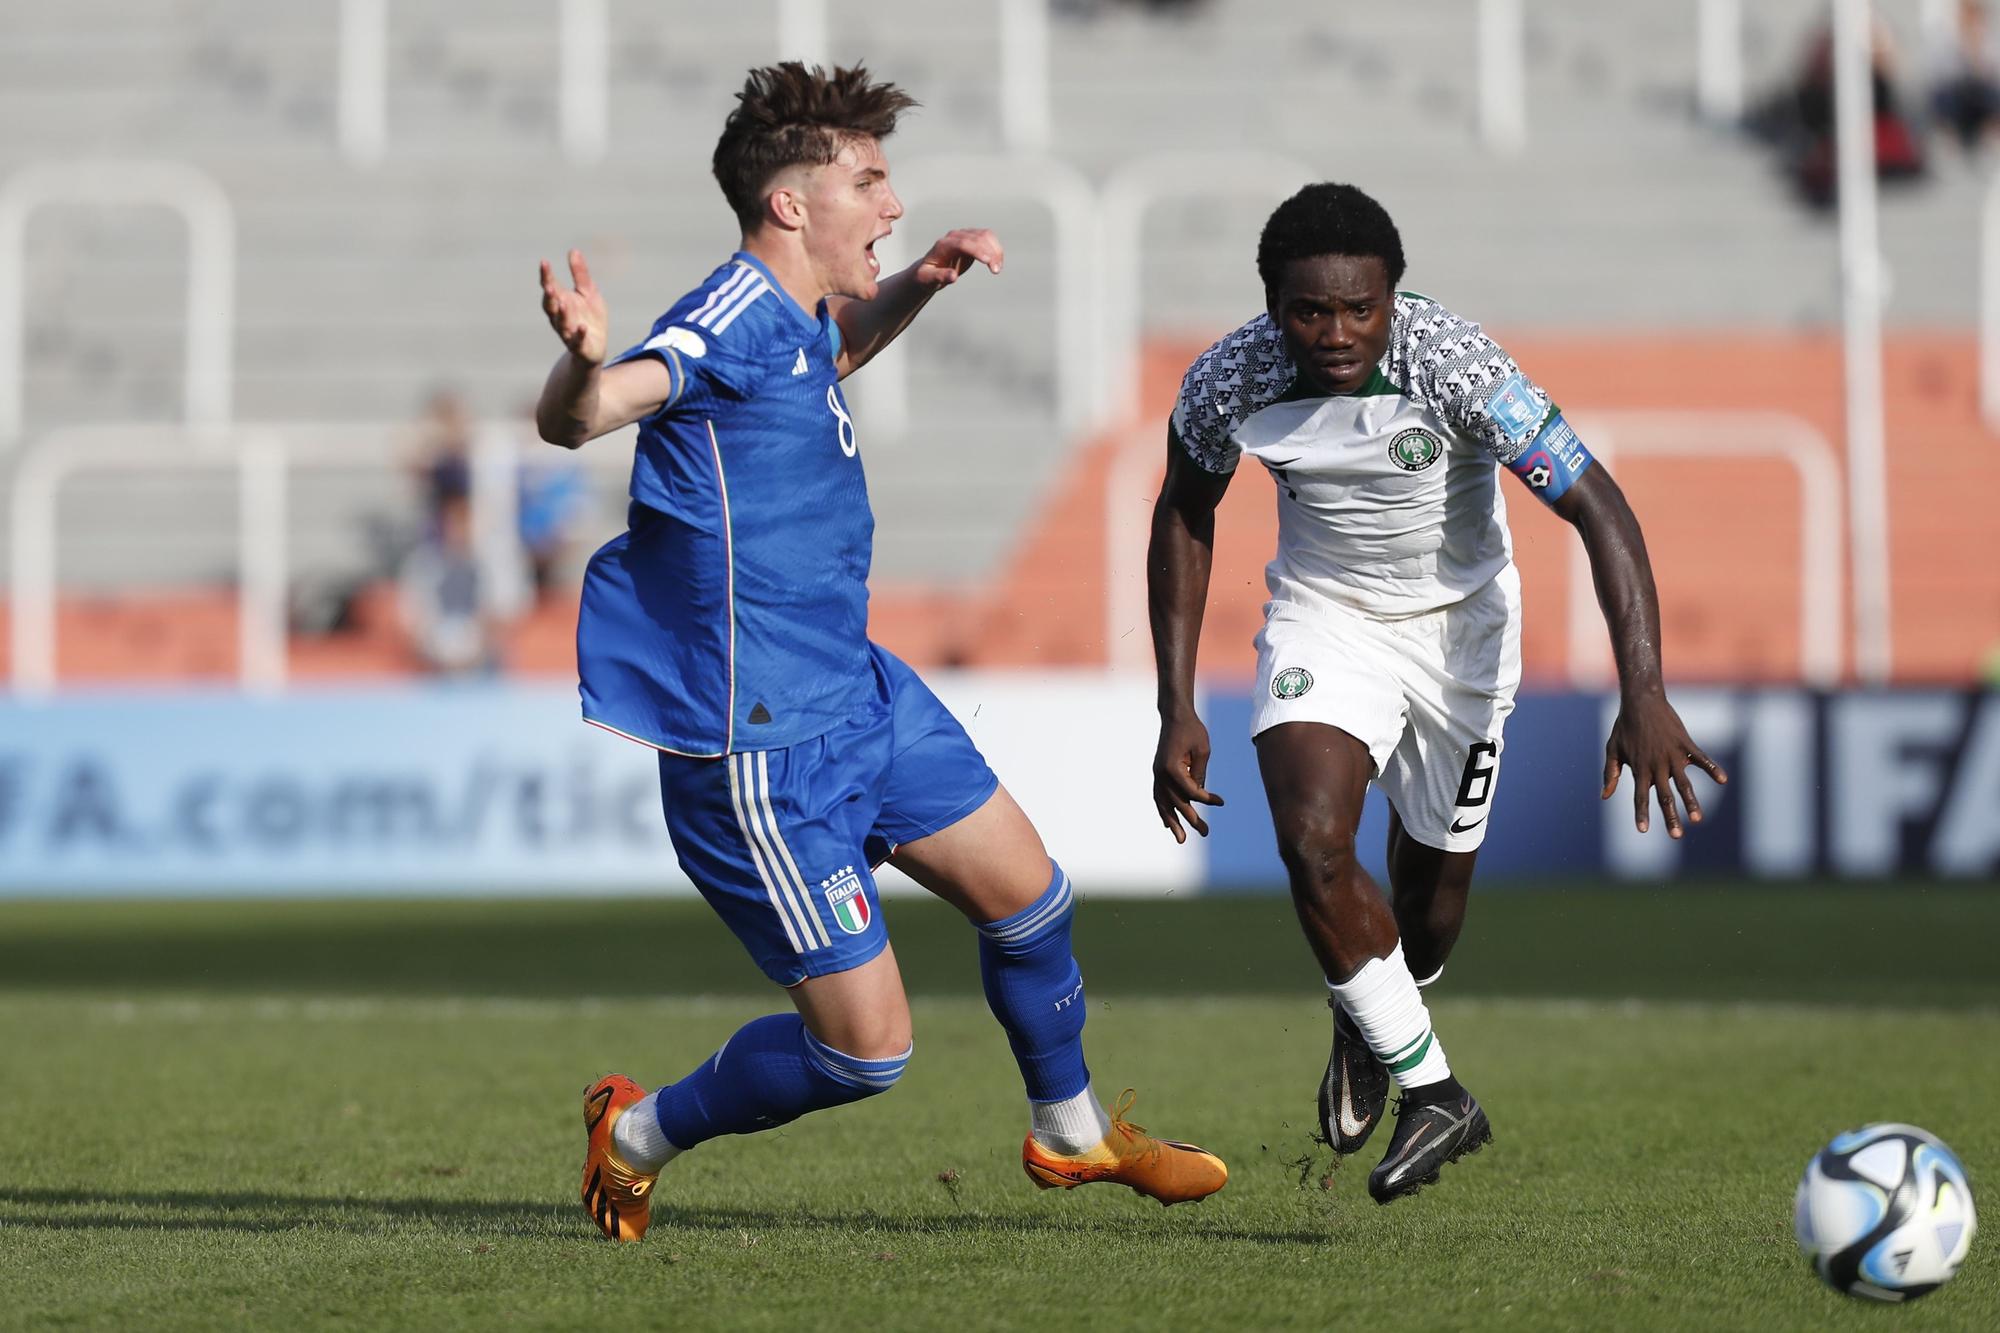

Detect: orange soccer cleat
[1020, 1089, 1228, 1206]
[579, 1074, 658, 1242]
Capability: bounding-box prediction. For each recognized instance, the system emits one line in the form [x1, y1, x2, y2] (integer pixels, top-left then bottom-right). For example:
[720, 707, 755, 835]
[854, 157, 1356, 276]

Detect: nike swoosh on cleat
[1385, 1106, 1480, 1184]
[1448, 815, 1487, 834]
[1383, 1125, 1434, 1184]
[1337, 1059, 1373, 1140]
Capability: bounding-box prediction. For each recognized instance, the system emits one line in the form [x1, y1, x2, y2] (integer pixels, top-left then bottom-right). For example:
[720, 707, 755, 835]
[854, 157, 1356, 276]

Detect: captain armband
[1503, 413, 1594, 504]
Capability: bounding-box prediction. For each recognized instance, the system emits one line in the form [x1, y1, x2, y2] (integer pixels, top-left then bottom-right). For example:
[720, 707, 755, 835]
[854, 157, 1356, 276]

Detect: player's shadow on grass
[0, 1186, 577, 1237]
[0, 1187, 1328, 1245]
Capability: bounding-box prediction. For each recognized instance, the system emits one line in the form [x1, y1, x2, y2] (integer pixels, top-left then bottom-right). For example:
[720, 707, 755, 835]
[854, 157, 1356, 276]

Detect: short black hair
[712, 63, 918, 230]
[1256, 183, 1406, 295]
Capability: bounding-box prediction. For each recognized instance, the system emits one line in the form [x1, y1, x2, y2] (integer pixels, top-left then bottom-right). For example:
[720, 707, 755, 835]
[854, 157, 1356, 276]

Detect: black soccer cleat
[1366, 1088, 1492, 1205]
[1317, 999, 1391, 1155]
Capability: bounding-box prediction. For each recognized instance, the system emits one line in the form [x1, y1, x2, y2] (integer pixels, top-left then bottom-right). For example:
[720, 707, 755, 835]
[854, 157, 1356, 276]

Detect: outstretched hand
[911, 229, 1004, 289]
[538, 248, 609, 365]
[1153, 713, 1225, 844]
[1602, 690, 1727, 838]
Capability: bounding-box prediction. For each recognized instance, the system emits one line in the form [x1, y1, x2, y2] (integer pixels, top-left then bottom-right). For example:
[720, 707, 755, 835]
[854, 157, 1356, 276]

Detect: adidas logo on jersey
[791, 348, 809, 376]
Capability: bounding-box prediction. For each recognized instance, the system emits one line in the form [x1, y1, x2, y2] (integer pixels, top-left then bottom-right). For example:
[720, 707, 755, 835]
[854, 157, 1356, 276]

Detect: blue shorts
[657, 642, 999, 986]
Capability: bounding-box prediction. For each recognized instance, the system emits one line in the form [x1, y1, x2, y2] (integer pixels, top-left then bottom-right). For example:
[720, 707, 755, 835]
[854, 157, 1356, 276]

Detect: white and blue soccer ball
[1794, 1123, 1976, 1302]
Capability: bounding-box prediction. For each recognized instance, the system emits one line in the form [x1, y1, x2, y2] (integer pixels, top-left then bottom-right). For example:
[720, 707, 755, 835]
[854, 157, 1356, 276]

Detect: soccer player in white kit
[1147, 184, 1725, 1203]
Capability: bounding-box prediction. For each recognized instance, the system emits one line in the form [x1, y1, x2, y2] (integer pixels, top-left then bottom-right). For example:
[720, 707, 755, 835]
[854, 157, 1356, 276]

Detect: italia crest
[1389, 427, 1443, 472]
[821, 866, 872, 935]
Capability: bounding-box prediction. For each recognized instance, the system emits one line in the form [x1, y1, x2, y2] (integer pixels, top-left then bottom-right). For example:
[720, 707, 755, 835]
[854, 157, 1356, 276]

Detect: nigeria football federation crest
[821, 866, 871, 935]
[1389, 427, 1443, 472]
[1272, 667, 1314, 700]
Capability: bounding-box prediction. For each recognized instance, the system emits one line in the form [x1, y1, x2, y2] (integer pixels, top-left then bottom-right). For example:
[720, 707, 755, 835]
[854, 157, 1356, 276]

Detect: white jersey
[1170, 293, 1562, 619]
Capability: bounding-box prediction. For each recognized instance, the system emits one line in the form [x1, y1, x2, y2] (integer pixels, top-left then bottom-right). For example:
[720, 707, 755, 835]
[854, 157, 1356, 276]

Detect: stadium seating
[1, 0, 1994, 683]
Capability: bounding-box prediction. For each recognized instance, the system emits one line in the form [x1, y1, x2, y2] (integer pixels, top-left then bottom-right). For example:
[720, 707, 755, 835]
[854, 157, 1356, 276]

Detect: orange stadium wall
[1, 332, 1995, 688]
[889, 330, 2000, 686]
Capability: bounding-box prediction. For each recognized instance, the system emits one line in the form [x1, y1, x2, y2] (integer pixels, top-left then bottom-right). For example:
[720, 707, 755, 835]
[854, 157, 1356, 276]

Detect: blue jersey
[577, 252, 874, 756]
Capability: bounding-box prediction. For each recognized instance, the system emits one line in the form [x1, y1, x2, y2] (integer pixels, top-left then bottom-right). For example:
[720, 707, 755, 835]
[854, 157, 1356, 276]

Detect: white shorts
[1249, 566, 1523, 853]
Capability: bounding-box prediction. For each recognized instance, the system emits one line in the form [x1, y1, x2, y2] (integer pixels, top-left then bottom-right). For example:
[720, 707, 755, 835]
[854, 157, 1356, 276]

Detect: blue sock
[649, 1013, 909, 1151]
[977, 862, 1091, 1103]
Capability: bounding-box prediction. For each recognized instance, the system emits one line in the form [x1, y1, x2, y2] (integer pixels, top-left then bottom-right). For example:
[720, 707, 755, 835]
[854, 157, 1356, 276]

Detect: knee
[804, 1030, 913, 1099]
[1277, 818, 1361, 892]
[820, 1008, 913, 1064]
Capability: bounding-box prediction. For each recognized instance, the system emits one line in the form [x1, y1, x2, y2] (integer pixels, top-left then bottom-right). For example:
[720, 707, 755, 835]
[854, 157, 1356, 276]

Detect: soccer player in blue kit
[535, 63, 1227, 1241]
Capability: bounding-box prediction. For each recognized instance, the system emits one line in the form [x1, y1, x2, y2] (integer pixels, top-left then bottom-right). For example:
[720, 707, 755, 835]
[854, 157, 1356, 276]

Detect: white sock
[1327, 943, 1453, 1090]
[612, 1091, 682, 1172]
[1031, 1085, 1113, 1156]
[1414, 964, 1443, 988]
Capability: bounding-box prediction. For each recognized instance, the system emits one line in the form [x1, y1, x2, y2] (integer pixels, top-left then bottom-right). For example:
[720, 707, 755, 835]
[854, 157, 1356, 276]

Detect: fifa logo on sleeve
[1483, 372, 1544, 443]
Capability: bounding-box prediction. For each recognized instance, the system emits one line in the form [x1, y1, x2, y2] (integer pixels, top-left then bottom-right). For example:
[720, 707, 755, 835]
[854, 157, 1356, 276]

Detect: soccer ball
[1794, 1123, 1976, 1302]
[1524, 461, 1552, 488]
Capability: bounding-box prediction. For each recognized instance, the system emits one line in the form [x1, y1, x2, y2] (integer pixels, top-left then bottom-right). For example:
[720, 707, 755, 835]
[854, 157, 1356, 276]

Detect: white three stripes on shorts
[726, 751, 830, 953]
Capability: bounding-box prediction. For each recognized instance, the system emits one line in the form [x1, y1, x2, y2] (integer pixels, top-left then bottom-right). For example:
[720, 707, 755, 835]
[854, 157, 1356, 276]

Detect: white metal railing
[1562, 412, 1845, 688]
[1102, 411, 1846, 684]
[1099, 150, 1317, 425]
[999, 0, 1053, 154]
[345, 0, 610, 164]
[1980, 174, 2000, 432]
[1694, 0, 1743, 123]
[1832, 0, 1893, 685]
[316, 2, 1893, 175]
[895, 154, 1101, 435]
[776, 0, 829, 67]
[1477, 0, 1526, 152]
[337, 0, 387, 166]
[559, 0, 609, 164]
[0, 160, 236, 445]
[6, 422, 619, 696]
[339, 0, 1050, 164]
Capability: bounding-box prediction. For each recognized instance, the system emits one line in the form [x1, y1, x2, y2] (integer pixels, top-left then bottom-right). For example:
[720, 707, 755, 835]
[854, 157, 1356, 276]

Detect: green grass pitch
[1, 885, 1995, 1332]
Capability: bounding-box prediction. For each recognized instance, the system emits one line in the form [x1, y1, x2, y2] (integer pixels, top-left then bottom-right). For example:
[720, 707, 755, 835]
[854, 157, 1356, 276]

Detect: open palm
[539, 248, 609, 364]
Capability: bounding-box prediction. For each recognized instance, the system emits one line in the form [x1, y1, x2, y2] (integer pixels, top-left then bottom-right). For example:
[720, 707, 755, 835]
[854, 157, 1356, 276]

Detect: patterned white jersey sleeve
[1384, 294, 1556, 468]
[1168, 314, 1295, 476]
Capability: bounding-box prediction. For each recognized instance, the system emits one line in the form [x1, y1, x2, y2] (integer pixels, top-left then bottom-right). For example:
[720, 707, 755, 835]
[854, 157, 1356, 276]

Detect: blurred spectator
[510, 402, 594, 596]
[517, 459, 592, 595]
[1751, 19, 1925, 208]
[1929, 0, 2000, 151]
[412, 387, 474, 534]
[397, 490, 527, 676]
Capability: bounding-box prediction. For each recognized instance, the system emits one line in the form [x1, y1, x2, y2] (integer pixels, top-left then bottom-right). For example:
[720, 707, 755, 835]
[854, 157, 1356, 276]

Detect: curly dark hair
[712, 63, 918, 230]
[1255, 183, 1406, 295]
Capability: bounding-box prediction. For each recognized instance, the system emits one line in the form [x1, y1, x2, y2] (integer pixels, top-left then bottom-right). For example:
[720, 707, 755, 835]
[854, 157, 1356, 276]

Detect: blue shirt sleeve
[611, 315, 772, 418]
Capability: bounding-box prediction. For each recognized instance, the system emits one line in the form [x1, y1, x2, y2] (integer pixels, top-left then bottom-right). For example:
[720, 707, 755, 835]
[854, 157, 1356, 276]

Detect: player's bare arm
[1552, 464, 1728, 837]
[534, 249, 673, 449]
[828, 228, 1003, 378]
[1147, 439, 1233, 843]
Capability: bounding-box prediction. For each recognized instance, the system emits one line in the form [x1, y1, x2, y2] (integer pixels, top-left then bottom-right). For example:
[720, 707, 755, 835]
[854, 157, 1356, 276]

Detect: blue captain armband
[1504, 412, 1593, 503]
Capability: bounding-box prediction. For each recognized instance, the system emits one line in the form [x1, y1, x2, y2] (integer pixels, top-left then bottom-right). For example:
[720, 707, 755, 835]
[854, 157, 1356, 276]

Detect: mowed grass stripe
[1, 994, 1993, 1332]
[19, 992, 2000, 1024]
[4, 884, 1999, 1006]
